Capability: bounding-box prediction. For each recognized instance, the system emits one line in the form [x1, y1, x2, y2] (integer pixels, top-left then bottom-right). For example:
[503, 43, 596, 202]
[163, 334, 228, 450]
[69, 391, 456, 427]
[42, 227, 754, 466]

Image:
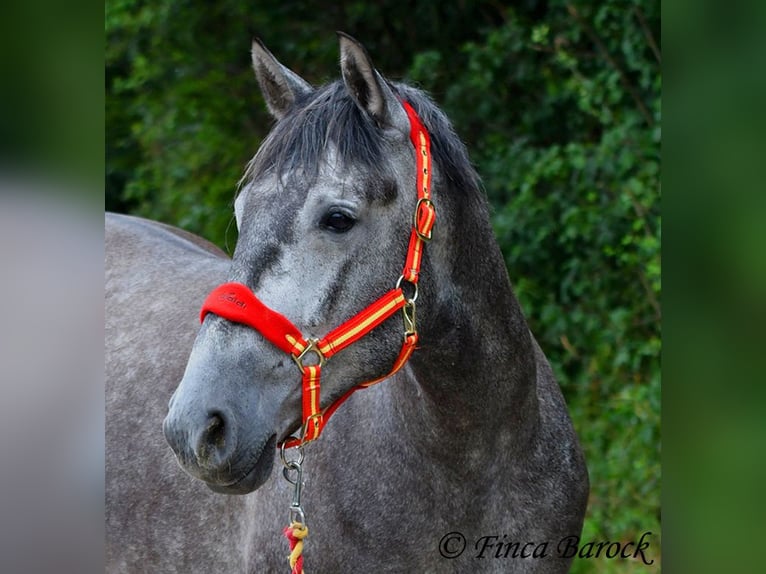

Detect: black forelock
[241, 78, 480, 201]
[243, 81, 384, 189]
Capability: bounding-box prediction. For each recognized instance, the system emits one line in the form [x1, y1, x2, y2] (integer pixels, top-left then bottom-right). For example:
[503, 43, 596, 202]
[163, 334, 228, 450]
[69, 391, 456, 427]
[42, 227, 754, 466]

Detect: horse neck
[396, 189, 540, 462]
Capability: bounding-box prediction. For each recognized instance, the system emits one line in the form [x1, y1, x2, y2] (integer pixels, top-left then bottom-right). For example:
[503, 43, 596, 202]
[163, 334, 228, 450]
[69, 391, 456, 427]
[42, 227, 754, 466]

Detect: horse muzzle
[163, 405, 277, 494]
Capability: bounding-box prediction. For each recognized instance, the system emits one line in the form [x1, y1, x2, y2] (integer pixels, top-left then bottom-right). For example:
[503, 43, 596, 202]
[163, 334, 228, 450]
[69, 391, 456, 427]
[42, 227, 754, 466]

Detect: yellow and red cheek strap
[198, 101, 434, 449]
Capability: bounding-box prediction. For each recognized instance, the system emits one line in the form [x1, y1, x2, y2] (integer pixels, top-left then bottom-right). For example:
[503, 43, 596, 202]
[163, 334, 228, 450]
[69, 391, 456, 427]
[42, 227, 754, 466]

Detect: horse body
[106, 213, 247, 571]
[106, 35, 587, 573]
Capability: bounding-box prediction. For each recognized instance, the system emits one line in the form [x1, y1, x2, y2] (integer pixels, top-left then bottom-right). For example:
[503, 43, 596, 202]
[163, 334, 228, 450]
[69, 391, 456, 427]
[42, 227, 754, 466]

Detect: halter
[199, 101, 435, 450]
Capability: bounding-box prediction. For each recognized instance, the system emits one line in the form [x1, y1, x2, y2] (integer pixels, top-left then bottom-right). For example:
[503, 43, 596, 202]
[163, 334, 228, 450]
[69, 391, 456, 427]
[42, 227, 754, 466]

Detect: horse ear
[251, 38, 313, 119]
[338, 32, 407, 129]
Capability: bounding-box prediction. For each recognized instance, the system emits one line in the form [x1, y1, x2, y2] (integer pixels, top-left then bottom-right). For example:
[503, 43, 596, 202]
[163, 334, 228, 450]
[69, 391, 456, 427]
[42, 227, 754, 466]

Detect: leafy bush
[407, 3, 660, 570]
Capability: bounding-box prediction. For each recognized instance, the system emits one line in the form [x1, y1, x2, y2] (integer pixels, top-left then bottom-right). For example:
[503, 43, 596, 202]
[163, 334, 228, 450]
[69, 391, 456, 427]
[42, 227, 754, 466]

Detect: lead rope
[284, 522, 308, 574]
[281, 442, 308, 574]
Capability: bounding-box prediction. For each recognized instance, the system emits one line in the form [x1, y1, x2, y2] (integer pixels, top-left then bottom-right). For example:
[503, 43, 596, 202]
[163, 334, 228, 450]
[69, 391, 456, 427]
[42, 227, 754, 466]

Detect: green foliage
[106, 0, 503, 246]
[408, 2, 660, 570]
[107, 1, 660, 571]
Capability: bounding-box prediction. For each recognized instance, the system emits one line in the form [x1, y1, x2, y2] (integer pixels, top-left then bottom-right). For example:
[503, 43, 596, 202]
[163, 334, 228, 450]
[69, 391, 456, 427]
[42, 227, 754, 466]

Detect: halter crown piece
[199, 100, 435, 450]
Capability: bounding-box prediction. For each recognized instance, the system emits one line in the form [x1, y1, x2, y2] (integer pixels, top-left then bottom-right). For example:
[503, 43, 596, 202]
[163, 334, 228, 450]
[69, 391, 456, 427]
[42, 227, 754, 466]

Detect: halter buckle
[292, 338, 326, 371]
[414, 197, 435, 241]
[300, 412, 324, 444]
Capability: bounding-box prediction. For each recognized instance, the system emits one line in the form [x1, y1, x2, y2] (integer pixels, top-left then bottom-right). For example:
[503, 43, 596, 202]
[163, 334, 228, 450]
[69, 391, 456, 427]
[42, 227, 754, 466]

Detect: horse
[106, 33, 588, 573]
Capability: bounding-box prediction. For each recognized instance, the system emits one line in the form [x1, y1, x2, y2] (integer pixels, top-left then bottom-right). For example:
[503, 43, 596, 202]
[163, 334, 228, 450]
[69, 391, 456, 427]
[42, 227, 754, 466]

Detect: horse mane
[241, 79, 481, 199]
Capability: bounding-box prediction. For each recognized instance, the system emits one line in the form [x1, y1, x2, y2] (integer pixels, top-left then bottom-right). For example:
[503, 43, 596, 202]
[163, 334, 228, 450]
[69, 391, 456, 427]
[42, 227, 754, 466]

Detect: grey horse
[106, 34, 588, 573]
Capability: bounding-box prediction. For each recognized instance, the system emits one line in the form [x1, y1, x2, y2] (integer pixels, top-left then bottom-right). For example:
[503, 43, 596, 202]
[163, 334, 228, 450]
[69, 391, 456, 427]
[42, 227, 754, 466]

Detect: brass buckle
[292, 338, 326, 371]
[300, 412, 324, 444]
[413, 197, 435, 241]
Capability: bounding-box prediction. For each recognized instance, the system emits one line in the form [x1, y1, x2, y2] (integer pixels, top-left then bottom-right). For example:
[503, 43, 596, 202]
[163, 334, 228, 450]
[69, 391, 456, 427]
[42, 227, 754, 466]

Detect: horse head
[163, 34, 470, 494]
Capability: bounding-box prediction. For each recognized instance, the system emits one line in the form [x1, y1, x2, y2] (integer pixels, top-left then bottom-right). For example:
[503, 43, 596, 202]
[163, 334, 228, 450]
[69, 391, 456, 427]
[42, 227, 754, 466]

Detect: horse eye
[320, 210, 356, 233]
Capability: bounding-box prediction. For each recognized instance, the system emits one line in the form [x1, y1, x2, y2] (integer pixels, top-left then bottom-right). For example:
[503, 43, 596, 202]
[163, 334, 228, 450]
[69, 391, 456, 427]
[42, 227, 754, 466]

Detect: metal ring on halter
[292, 338, 326, 371]
[395, 275, 419, 303]
[279, 438, 305, 469]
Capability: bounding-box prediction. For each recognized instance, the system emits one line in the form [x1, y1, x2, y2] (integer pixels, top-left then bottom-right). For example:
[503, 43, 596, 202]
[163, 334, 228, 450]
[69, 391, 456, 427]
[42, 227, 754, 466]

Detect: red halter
[199, 101, 435, 449]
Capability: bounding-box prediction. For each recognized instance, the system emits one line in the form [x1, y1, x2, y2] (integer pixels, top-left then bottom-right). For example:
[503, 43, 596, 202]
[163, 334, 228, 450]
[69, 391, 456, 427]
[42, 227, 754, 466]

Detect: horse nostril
[195, 410, 232, 468]
[206, 412, 226, 448]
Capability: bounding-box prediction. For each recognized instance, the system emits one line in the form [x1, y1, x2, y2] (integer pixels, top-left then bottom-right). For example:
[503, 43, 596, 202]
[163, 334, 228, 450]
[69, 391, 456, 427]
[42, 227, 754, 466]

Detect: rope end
[284, 521, 308, 574]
